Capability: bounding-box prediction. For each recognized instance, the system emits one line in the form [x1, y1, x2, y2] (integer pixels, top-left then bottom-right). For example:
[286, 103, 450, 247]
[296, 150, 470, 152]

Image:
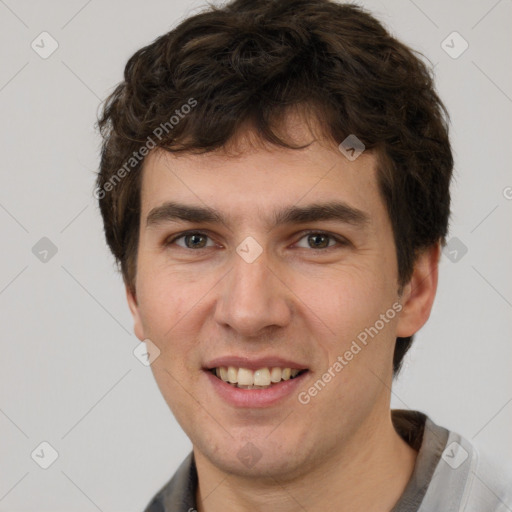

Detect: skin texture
[126, 113, 440, 512]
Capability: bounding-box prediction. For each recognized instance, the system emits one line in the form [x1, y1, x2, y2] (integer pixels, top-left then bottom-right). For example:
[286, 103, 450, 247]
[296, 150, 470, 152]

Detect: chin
[194, 429, 313, 481]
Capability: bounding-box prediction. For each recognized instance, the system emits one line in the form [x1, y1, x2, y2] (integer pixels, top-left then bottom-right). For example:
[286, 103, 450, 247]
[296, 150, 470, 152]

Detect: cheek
[138, 256, 203, 318]
[301, 264, 388, 332]
[297, 264, 398, 381]
[135, 265, 198, 351]
[135, 262, 225, 373]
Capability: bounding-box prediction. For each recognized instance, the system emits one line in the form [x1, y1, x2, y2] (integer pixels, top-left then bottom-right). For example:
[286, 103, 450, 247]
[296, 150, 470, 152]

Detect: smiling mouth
[208, 366, 308, 389]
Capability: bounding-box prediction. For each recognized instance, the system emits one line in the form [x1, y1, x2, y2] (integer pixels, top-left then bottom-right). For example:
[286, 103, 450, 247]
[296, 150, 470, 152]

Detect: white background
[1, 0, 511, 510]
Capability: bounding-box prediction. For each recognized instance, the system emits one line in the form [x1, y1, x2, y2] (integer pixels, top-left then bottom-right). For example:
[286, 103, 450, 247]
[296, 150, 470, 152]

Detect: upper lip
[204, 356, 309, 371]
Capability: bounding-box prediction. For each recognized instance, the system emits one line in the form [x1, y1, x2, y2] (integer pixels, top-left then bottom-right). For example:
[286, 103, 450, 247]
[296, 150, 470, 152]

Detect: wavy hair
[96, 0, 453, 375]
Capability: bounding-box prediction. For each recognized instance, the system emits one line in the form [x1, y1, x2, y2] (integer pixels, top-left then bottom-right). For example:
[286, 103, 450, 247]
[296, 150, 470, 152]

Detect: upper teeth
[214, 366, 301, 387]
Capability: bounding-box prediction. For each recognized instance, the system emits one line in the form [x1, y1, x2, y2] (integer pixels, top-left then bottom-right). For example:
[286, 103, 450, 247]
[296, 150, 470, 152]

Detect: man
[95, 0, 512, 510]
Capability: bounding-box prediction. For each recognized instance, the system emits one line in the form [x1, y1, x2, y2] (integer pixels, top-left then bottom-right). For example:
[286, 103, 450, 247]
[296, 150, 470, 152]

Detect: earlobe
[396, 243, 441, 338]
[125, 283, 145, 342]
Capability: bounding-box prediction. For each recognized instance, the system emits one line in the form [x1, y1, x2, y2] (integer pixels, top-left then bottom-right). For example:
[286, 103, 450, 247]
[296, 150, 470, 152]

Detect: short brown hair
[95, 0, 453, 376]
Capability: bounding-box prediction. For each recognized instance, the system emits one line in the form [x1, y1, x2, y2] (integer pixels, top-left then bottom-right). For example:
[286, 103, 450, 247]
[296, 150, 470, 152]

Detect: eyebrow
[145, 200, 370, 230]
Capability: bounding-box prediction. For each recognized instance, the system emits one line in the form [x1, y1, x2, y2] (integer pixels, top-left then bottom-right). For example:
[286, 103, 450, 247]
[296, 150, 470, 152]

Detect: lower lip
[204, 370, 309, 408]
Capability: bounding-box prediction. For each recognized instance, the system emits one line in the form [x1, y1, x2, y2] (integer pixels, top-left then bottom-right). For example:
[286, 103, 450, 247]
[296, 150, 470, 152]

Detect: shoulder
[142, 451, 197, 512]
[420, 424, 512, 512]
[462, 441, 512, 512]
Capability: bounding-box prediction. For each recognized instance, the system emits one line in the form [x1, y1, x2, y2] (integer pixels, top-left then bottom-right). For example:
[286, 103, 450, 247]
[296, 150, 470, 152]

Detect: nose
[213, 246, 292, 338]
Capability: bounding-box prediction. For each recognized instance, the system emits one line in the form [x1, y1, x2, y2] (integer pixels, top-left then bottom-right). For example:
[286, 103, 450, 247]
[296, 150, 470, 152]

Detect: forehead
[138, 116, 387, 231]
[140, 157, 384, 233]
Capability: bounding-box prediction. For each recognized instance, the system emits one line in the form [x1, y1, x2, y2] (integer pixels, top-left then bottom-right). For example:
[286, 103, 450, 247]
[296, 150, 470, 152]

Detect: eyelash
[164, 230, 349, 252]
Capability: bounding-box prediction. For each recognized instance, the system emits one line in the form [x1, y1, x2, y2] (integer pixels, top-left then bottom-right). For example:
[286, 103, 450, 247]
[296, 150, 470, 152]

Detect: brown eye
[307, 233, 330, 249]
[295, 231, 346, 250]
[166, 231, 214, 249]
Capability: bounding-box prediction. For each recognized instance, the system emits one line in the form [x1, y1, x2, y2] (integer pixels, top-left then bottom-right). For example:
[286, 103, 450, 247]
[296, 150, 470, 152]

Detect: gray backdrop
[1, 0, 511, 510]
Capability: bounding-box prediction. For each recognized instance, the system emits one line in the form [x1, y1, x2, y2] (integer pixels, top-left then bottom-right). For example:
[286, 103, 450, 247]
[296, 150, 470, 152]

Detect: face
[126, 118, 429, 481]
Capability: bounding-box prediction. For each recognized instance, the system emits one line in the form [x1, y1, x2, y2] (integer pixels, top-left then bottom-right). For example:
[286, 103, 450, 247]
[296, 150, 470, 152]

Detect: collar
[144, 409, 449, 512]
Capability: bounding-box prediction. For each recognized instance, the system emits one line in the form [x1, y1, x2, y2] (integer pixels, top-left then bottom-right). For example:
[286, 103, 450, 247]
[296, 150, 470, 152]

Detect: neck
[194, 410, 418, 512]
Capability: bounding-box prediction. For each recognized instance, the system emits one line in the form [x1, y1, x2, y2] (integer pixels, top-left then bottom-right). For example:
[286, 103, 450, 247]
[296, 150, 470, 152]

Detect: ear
[125, 283, 145, 342]
[396, 242, 441, 338]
